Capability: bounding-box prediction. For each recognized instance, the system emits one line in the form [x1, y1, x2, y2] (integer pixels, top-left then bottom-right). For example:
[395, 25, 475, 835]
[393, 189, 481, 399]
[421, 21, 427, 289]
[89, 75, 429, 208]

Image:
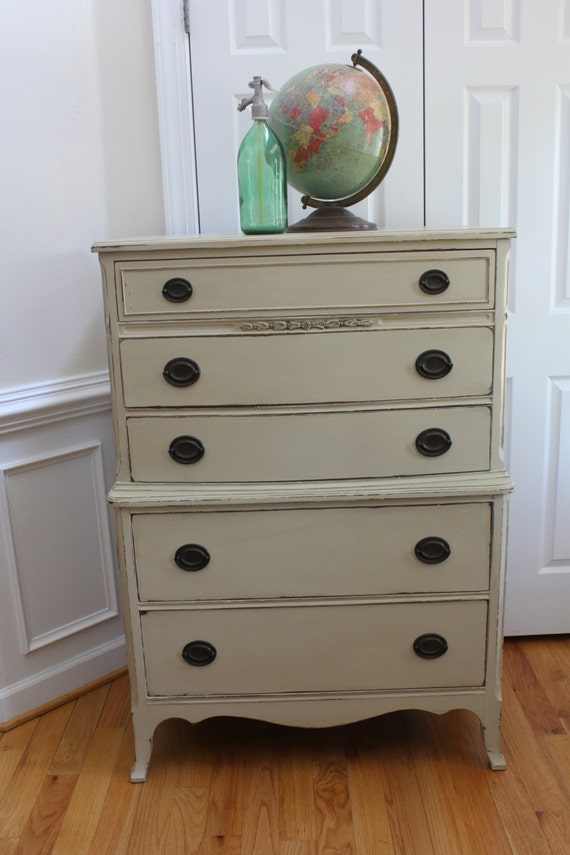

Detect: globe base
[287, 205, 377, 233]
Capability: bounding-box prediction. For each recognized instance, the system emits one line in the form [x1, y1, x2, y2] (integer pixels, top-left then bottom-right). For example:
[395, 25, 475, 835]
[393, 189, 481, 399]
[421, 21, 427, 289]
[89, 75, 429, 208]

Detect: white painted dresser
[94, 228, 514, 781]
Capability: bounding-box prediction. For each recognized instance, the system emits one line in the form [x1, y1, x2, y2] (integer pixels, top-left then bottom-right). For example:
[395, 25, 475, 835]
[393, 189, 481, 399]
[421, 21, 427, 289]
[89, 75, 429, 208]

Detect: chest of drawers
[94, 229, 513, 781]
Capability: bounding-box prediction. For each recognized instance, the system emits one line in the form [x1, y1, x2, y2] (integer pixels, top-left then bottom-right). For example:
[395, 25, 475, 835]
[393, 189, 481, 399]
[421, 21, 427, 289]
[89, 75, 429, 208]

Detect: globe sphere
[268, 62, 393, 203]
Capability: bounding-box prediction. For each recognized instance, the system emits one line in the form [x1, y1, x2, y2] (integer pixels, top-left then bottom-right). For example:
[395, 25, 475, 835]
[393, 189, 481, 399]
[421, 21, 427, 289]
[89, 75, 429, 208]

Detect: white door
[425, 0, 570, 634]
[153, 0, 570, 634]
[188, 0, 425, 231]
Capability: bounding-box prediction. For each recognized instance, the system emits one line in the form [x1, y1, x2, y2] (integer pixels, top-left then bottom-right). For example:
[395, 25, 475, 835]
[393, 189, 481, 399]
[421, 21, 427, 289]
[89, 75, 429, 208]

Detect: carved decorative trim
[240, 318, 374, 331]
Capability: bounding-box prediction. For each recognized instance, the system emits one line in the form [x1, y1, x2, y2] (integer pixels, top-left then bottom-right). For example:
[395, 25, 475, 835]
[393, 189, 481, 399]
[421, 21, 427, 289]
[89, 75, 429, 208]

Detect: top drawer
[117, 251, 494, 320]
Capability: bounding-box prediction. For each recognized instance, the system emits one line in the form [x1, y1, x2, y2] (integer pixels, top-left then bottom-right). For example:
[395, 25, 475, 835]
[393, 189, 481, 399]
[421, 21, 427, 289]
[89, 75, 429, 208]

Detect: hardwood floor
[0, 636, 568, 854]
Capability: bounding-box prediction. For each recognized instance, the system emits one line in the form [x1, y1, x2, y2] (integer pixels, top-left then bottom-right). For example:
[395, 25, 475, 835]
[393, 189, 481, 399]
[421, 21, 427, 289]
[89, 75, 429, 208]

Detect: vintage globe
[267, 51, 398, 230]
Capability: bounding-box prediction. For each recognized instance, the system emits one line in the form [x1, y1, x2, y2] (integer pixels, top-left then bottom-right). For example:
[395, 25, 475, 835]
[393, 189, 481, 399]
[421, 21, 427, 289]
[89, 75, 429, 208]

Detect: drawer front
[127, 406, 491, 482]
[141, 600, 488, 696]
[118, 252, 493, 319]
[120, 327, 494, 408]
[132, 503, 492, 601]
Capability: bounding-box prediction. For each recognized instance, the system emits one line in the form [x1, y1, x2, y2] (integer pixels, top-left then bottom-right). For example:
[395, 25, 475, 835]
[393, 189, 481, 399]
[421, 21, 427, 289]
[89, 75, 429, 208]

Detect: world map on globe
[268, 63, 392, 202]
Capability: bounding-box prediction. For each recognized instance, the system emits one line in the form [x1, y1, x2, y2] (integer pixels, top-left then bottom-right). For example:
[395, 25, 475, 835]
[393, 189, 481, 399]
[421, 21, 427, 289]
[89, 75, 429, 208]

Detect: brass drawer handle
[168, 435, 205, 464]
[182, 641, 217, 667]
[419, 269, 450, 295]
[413, 633, 448, 659]
[163, 357, 201, 387]
[162, 277, 193, 303]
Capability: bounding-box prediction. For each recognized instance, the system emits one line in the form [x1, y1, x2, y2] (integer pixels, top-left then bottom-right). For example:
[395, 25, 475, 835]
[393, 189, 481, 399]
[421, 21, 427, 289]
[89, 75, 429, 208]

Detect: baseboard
[0, 636, 127, 727]
[0, 665, 129, 733]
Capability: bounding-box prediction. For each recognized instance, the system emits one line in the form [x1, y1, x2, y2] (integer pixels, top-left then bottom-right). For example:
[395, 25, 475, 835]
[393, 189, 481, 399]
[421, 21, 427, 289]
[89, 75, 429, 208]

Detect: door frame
[150, 0, 199, 235]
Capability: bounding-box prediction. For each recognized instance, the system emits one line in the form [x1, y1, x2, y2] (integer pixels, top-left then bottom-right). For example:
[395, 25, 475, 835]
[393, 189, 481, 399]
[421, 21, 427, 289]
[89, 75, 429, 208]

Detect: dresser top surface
[92, 227, 515, 256]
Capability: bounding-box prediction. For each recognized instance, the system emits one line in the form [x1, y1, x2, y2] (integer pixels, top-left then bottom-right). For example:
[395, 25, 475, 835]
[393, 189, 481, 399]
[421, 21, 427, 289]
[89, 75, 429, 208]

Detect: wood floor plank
[162, 787, 210, 855]
[278, 842, 317, 855]
[312, 759, 356, 855]
[124, 719, 191, 854]
[345, 721, 395, 854]
[202, 833, 242, 854]
[346, 748, 395, 854]
[465, 710, 553, 855]
[0, 703, 74, 840]
[419, 711, 513, 854]
[0, 720, 38, 803]
[177, 720, 211, 789]
[87, 726, 142, 855]
[241, 774, 279, 855]
[278, 727, 317, 843]
[520, 637, 570, 720]
[48, 684, 111, 776]
[537, 733, 570, 807]
[402, 710, 480, 854]
[239, 722, 280, 854]
[485, 767, 555, 855]
[501, 680, 568, 813]
[376, 712, 436, 855]
[307, 724, 357, 854]
[503, 641, 566, 735]
[204, 719, 246, 840]
[50, 726, 123, 855]
[16, 773, 77, 855]
[537, 810, 570, 855]
[98, 674, 131, 728]
[413, 712, 469, 850]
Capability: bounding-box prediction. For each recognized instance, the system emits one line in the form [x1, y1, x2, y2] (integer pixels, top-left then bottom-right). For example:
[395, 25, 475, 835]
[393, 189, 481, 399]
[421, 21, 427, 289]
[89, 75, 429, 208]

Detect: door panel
[425, 1, 570, 633]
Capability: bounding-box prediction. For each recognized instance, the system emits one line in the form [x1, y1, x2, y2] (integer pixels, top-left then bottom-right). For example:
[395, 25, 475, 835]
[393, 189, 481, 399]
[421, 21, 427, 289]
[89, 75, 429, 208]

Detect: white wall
[0, 0, 164, 388]
[0, 0, 165, 722]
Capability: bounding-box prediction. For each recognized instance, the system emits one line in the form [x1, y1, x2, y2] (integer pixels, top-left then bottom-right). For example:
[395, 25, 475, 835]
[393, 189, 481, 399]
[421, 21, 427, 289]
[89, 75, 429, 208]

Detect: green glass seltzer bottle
[237, 77, 287, 234]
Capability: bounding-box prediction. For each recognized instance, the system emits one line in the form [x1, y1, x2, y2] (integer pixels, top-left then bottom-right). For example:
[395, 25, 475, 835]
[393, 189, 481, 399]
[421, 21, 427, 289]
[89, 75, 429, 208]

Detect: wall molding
[0, 370, 111, 435]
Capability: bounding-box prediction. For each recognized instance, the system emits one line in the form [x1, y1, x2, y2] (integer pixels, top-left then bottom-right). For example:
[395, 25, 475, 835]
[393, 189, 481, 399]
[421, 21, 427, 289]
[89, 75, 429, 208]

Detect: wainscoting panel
[0, 372, 126, 724]
[3, 442, 118, 653]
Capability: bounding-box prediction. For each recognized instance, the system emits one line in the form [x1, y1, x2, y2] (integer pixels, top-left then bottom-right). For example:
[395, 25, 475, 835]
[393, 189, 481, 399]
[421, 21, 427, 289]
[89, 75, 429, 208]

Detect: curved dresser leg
[486, 747, 507, 771]
[481, 719, 506, 770]
[130, 759, 151, 783]
[130, 722, 153, 782]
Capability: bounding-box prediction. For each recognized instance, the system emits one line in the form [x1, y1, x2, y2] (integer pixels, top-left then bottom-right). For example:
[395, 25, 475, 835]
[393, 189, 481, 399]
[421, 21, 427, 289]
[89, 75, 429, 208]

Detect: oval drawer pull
[182, 640, 217, 667]
[168, 435, 205, 464]
[415, 428, 452, 457]
[419, 269, 450, 295]
[415, 536, 451, 564]
[174, 544, 211, 571]
[162, 277, 193, 303]
[413, 633, 448, 659]
[415, 349, 453, 379]
[163, 357, 201, 387]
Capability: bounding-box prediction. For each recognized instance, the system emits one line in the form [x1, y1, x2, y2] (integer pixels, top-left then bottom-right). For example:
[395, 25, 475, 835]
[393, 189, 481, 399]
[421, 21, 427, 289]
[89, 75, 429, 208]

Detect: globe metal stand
[287, 205, 377, 232]
[284, 50, 399, 233]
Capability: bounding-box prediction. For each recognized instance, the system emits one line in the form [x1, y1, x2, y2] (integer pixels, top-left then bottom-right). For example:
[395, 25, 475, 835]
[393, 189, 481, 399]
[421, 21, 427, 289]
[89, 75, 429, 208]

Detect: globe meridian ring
[267, 50, 399, 215]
